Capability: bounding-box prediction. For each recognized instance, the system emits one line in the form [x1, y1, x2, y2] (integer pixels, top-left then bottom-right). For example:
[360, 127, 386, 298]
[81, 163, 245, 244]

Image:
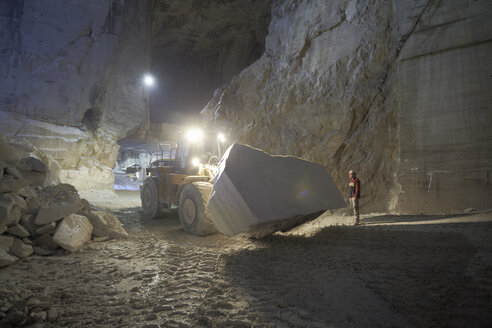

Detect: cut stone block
[208, 144, 346, 237]
[36, 233, 59, 250]
[0, 249, 18, 268]
[11, 238, 33, 258]
[6, 224, 30, 238]
[52, 214, 93, 252]
[35, 201, 84, 225]
[36, 222, 57, 235]
[87, 211, 128, 239]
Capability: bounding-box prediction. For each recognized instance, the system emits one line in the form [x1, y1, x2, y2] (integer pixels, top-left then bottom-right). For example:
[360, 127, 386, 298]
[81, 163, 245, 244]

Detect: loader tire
[178, 182, 217, 236]
[141, 177, 164, 219]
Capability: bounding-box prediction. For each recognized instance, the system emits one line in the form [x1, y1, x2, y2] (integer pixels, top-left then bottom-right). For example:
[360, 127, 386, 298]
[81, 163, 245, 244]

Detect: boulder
[87, 211, 128, 239]
[52, 214, 93, 252]
[18, 157, 47, 173]
[35, 233, 59, 250]
[35, 222, 57, 235]
[208, 144, 346, 237]
[34, 201, 84, 225]
[0, 235, 14, 251]
[6, 224, 30, 238]
[10, 238, 33, 258]
[0, 249, 18, 268]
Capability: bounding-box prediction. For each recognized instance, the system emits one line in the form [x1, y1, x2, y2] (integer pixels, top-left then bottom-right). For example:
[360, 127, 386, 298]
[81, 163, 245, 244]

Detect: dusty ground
[1, 191, 491, 327]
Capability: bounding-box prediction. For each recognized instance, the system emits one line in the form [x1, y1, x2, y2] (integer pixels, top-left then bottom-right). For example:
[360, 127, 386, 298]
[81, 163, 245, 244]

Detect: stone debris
[10, 238, 33, 258]
[35, 222, 57, 235]
[0, 142, 128, 269]
[34, 201, 84, 225]
[0, 249, 18, 268]
[88, 211, 129, 239]
[33, 246, 54, 256]
[36, 233, 59, 250]
[6, 224, 30, 238]
[20, 214, 37, 236]
[208, 143, 346, 237]
[52, 214, 93, 252]
[0, 235, 14, 251]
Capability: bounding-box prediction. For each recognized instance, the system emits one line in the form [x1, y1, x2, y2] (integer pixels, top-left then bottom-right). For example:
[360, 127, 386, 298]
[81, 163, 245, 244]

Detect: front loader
[140, 128, 221, 235]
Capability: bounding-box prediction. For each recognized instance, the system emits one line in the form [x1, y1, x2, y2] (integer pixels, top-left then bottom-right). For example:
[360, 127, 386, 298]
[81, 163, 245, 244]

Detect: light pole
[142, 73, 155, 178]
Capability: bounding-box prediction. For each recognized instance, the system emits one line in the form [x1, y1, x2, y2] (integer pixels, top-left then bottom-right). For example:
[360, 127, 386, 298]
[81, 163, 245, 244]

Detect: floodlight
[186, 128, 204, 143]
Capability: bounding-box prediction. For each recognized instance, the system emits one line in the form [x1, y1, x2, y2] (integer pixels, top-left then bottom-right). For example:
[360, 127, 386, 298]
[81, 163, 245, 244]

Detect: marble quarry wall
[150, 0, 271, 122]
[203, 0, 492, 213]
[0, 0, 151, 191]
[1, 0, 490, 213]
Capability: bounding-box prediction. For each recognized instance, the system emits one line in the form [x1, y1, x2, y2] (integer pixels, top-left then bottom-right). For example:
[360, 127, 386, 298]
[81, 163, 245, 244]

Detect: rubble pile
[0, 155, 128, 269]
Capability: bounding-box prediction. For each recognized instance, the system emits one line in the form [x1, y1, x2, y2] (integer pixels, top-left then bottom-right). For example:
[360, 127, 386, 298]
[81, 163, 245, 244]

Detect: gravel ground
[1, 192, 491, 327]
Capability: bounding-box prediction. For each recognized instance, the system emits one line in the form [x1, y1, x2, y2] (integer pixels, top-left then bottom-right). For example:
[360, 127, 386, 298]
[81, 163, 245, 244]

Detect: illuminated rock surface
[208, 144, 345, 236]
[203, 0, 492, 213]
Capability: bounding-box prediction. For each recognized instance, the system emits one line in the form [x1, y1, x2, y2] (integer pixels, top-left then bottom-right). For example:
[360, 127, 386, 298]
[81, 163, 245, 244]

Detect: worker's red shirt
[349, 177, 361, 198]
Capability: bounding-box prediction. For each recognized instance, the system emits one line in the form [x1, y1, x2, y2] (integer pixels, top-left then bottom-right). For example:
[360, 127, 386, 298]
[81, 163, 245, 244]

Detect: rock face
[0, 0, 151, 191]
[52, 214, 93, 252]
[208, 144, 345, 236]
[203, 0, 492, 213]
[150, 0, 271, 122]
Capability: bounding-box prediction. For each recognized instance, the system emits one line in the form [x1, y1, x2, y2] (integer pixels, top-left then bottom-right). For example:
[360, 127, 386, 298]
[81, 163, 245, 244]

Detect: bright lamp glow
[191, 158, 200, 166]
[186, 129, 204, 143]
[217, 133, 225, 143]
[143, 74, 155, 87]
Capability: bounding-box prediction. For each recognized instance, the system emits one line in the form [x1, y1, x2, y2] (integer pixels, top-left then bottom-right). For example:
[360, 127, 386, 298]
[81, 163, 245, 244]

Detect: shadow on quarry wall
[223, 223, 492, 327]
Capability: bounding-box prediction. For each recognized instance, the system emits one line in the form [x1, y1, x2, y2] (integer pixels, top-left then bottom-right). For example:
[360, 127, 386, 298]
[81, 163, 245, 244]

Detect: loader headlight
[217, 133, 225, 143]
[186, 128, 204, 143]
[191, 158, 200, 167]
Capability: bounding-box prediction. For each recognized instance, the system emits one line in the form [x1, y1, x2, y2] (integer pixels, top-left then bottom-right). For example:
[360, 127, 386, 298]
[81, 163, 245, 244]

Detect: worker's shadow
[222, 223, 492, 327]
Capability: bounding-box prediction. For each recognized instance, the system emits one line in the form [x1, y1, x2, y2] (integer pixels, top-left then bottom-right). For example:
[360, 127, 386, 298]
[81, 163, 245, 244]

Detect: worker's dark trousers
[350, 197, 360, 224]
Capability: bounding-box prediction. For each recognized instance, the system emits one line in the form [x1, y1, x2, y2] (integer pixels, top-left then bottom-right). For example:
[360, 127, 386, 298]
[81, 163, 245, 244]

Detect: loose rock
[36, 233, 59, 250]
[6, 224, 30, 238]
[10, 238, 33, 258]
[20, 214, 37, 236]
[89, 211, 128, 239]
[35, 200, 84, 225]
[35, 222, 57, 235]
[0, 249, 18, 268]
[52, 214, 93, 252]
[0, 235, 14, 251]
[33, 246, 54, 256]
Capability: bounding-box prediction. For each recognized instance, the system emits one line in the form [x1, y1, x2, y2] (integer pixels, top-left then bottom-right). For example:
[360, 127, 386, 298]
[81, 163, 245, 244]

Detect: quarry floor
[1, 191, 492, 328]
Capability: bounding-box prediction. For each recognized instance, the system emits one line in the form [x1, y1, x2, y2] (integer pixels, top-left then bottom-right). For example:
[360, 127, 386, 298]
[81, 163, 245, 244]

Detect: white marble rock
[52, 214, 93, 252]
[208, 144, 345, 236]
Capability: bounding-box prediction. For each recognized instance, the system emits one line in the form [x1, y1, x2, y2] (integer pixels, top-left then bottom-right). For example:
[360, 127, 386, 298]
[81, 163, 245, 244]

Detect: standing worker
[348, 170, 361, 225]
